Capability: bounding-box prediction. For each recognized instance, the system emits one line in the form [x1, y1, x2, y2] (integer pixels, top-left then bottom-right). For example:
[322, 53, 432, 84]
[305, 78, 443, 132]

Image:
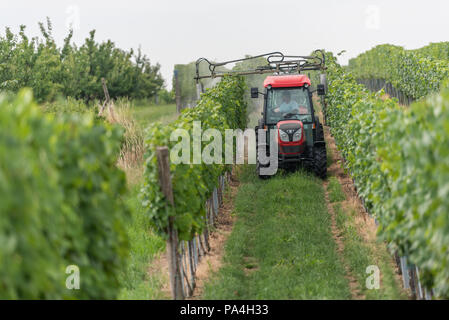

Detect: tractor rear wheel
[313, 146, 327, 179]
[316, 122, 325, 142]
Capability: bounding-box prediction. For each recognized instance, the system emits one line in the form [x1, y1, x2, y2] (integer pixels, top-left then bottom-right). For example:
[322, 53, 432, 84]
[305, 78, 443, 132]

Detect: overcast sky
[1, 0, 448, 89]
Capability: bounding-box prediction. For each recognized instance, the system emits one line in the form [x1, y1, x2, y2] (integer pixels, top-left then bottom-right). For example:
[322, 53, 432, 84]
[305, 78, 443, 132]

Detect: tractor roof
[263, 74, 311, 88]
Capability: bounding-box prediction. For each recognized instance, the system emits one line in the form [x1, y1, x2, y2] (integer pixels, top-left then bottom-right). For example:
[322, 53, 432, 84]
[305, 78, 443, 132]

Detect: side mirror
[317, 84, 326, 96]
[251, 87, 259, 99]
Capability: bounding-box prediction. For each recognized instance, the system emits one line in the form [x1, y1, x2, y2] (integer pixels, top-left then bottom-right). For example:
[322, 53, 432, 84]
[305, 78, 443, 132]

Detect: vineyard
[141, 76, 246, 242]
[326, 51, 449, 297]
[347, 44, 449, 102]
[2, 17, 449, 301]
[0, 90, 128, 299]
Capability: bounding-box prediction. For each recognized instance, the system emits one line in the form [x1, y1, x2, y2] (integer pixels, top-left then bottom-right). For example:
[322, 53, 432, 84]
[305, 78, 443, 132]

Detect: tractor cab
[264, 75, 313, 122]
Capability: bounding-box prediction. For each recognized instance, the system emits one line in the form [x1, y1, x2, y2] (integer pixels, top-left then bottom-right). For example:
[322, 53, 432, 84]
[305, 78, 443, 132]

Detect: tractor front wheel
[312, 146, 327, 179]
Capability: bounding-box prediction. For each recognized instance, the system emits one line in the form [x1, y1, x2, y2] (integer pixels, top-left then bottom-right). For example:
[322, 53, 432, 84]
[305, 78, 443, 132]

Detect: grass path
[202, 166, 352, 299]
[323, 177, 363, 299]
[118, 184, 168, 299]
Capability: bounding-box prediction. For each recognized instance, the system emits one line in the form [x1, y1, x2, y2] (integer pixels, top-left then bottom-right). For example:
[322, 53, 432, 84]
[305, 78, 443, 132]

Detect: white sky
[1, 0, 448, 89]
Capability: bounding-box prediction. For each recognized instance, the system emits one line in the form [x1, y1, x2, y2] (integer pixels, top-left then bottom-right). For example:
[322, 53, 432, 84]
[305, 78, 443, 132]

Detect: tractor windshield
[266, 87, 312, 124]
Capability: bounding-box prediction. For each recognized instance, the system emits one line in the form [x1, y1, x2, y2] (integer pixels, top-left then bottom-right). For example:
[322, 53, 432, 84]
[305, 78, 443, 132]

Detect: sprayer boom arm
[194, 50, 326, 82]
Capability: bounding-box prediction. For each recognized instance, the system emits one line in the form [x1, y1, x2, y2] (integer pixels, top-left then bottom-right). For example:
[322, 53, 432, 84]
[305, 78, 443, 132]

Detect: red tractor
[195, 51, 328, 179]
[252, 73, 326, 179]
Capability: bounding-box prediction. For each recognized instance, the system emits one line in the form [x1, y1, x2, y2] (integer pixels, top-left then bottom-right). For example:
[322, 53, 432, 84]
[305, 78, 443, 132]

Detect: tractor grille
[281, 145, 301, 154]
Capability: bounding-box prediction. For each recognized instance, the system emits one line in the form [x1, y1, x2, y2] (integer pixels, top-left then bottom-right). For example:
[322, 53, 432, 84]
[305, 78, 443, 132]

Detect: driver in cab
[274, 91, 308, 115]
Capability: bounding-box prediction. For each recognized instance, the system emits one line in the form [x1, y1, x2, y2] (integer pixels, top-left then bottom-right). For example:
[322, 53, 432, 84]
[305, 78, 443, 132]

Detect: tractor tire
[312, 146, 327, 179]
[316, 122, 325, 142]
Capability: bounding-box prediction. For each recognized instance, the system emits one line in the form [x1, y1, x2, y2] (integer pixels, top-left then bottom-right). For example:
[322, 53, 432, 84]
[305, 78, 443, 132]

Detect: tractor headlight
[292, 129, 302, 142]
[279, 129, 289, 142]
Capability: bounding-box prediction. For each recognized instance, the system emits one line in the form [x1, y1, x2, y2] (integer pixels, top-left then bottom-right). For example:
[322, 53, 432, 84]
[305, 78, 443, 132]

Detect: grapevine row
[141, 76, 247, 241]
[326, 53, 449, 297]
[0, 90, 129, 299]
[347, 44, 449, 100]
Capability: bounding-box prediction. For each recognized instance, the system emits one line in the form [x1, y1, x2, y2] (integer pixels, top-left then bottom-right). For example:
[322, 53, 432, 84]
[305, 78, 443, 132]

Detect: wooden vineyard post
[98, 77, 116, 120]
[102, 77, 111, 103]
[156, 147, 184, 300]
[98, 78, 110, 116]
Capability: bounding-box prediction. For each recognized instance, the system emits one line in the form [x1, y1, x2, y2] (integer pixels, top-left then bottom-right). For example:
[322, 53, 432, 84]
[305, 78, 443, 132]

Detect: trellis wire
[176, 172, 230, 298]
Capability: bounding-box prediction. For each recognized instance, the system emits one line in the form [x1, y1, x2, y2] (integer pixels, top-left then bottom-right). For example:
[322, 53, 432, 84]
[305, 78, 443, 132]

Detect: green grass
[131, 102, 177, 128]
[117, 100, 177, 299]
[202, 166, 352, 299]
[333, 203, 407, 299]
[328, 176, 346, 203]
[118, 185, 168, 300]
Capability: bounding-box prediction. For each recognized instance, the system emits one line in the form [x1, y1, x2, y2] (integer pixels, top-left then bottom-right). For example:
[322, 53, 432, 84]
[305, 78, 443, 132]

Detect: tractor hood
[276, 120, 305, 154]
